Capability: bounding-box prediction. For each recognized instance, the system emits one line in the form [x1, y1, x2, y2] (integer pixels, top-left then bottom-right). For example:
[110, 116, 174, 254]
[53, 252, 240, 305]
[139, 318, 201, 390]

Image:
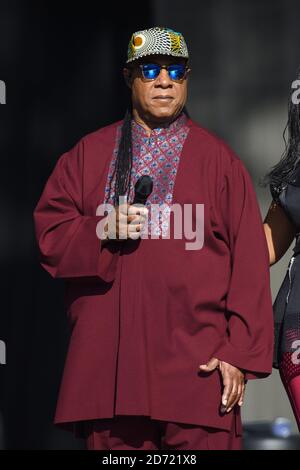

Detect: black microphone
[132, 175, 153, 205]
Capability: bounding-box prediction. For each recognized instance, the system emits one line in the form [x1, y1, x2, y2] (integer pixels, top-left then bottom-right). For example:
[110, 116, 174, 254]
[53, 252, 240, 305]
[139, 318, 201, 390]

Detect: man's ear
[123, 68, 132, 89]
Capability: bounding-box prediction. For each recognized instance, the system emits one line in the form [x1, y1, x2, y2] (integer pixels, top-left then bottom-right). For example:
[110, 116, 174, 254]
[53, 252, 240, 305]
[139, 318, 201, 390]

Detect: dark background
[0, 0, 153, 450]
[1, 0, 300, 449]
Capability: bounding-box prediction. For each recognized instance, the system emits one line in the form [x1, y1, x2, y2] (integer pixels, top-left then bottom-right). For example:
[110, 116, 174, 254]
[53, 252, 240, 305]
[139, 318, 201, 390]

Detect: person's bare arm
[263, 200, 297, 266]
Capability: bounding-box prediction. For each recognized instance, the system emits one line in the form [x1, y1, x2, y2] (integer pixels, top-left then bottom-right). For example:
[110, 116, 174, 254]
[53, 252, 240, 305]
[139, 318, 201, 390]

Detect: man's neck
[132, 110, 176, 137]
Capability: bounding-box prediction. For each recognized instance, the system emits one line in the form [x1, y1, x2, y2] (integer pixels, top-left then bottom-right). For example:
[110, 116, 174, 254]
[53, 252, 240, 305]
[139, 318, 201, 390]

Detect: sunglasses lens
[168, 64, 186, 80]
[140, 63, 187, 80]
[141, 64, 160, 79]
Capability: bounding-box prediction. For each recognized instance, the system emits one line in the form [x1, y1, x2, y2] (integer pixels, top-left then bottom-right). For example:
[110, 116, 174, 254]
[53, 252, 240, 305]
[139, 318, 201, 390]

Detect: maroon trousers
[84, 415, 242, 450]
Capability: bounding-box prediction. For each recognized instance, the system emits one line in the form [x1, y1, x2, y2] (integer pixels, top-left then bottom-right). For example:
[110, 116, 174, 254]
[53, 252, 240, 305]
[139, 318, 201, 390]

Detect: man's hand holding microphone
[101, 203, 149, 243]
[100, 175, 153, 244]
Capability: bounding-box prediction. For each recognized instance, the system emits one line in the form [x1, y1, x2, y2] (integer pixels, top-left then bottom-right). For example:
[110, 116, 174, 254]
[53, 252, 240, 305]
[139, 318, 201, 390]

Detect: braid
[107, 109, 133, 207]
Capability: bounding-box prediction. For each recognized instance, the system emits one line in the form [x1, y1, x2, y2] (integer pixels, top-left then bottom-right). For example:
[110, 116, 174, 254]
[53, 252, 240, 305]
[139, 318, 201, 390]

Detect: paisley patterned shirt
[103, 112, 190, 237]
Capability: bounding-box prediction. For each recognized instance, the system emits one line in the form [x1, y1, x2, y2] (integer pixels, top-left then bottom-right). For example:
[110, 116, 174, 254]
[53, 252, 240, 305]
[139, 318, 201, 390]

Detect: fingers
[128, 205, 148, 218]
[198, 358, 245, 413]
[226, 381, 245, 412]
[127, 205, 148, 239]
[238, 382, 246, 407]
[221, 377, 233, 411]
[110, 204, 148, 240]
[199, 357, 220, 372]
[127, 215, 146, 226]
[125, 205, 148, 226]
[126, 215, 146, 239]
[218, 362, 245, 413]
[127, 222, 143, 240]
[224, 382, 239, 412]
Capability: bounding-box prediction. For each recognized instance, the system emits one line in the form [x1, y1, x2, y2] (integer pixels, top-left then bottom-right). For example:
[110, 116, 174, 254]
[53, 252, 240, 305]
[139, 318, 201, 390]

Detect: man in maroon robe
[33, 26, 274, 450]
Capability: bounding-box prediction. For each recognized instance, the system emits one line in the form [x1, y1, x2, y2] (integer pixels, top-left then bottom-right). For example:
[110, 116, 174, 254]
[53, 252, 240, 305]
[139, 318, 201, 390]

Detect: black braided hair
[107, 109, 133, 207]
[260, 67, 300, 190]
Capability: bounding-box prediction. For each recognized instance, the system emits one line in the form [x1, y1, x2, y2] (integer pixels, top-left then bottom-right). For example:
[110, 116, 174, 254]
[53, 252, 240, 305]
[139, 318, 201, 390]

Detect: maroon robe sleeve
[33, 139, 120, 283]
[213, 148, 274, 380]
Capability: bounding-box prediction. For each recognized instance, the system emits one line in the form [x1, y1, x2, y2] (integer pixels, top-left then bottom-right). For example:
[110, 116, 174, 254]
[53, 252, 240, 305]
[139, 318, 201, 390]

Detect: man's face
[124, 55, 190, 124]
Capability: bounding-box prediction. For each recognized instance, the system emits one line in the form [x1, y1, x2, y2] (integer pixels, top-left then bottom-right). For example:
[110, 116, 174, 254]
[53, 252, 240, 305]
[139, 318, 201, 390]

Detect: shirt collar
[131, 112, 188, 139]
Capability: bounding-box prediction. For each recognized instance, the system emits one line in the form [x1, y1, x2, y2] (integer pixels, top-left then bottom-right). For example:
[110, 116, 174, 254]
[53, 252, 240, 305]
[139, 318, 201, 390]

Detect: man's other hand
[199, 357, 245, 413]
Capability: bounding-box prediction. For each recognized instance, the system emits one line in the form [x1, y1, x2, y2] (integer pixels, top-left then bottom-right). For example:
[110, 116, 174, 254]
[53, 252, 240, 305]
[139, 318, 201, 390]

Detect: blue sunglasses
[138, 63, 190, 81]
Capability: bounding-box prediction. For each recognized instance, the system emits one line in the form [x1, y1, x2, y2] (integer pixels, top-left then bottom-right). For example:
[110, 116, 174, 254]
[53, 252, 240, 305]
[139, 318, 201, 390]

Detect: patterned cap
[126, 26, 189, 64]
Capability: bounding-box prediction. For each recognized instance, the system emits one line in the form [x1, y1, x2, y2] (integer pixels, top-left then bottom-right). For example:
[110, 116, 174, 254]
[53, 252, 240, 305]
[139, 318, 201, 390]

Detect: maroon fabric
[279, 351, 300, 384]
[33, 118, 274, 435]
[84, 414, 242, 450]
